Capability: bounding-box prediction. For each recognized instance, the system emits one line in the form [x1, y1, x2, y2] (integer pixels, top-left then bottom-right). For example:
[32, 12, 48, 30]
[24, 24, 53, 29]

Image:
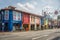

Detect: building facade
[0, 6, 42, 32]
[0, 6, 22, 32]
[22, 12, 30, 31]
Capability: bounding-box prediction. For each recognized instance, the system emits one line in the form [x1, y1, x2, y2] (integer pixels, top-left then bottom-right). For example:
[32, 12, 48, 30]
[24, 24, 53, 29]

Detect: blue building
[0, 6, 22, 32]
[40, 16, 44, 30]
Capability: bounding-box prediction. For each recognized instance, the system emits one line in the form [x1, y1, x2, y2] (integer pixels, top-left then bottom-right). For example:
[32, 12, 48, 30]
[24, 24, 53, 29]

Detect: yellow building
[44, 19, 48, 29]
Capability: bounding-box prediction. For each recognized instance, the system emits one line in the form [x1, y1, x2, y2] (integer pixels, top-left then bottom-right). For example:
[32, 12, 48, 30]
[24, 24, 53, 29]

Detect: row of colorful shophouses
[0, 6, 58, 32]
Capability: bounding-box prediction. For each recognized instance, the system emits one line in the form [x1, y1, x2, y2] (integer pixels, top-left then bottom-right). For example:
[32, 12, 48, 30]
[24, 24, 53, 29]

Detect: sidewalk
[0, 28, 60, 35]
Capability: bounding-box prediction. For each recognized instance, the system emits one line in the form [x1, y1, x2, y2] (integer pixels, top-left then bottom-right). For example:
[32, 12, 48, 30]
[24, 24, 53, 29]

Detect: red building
[22, 12, 30, 31]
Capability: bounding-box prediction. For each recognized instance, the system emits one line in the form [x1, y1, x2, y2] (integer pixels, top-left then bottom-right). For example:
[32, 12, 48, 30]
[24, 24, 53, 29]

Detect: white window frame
[4, 10, 9, 20]
[13, 11, 21, 21]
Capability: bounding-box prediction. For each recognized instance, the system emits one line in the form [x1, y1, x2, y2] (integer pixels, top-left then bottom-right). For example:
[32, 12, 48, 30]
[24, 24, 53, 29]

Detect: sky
[0, 0, 60, 19]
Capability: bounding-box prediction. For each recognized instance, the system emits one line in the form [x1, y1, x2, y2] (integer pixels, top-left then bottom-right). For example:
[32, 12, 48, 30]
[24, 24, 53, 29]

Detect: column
[29, 16, 31, 31]
[29, 24, 31, 31]
[35, 24, 37, 30]
[8, 10, 13, 32]
[8, 21, 13, 31]
[2, 11, 5, 32]
[20, 13, 22, 31]
[20, 21, 22, 31]
[35, 17, 37, 30]
[39, 18, 41, 30]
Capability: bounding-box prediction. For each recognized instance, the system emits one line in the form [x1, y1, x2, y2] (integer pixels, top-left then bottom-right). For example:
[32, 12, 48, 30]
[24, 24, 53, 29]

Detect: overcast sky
[0, 0, 60, 19]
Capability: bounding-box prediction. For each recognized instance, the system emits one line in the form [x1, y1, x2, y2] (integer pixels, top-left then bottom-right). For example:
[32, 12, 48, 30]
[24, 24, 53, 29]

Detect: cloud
[17, 3, 29, 11]
[16, 2, 36, 13]
[41, 0, 53, 3]
[32, 1, 37, 5]
[24, 2, 35, 9]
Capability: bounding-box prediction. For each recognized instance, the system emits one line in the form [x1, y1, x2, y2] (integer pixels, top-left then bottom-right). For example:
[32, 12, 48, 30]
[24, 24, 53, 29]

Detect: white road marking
[32, 35, 48, 40]
[0, 35, 15, 38]
[46, 36, 57, 40]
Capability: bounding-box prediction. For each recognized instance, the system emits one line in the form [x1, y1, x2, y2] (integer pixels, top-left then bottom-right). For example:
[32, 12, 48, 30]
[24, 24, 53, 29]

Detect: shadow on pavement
[52, 36, 60, 40]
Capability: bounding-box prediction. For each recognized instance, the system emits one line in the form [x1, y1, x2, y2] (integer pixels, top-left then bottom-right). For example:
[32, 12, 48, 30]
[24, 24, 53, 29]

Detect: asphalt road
[0, 29, 60, 40]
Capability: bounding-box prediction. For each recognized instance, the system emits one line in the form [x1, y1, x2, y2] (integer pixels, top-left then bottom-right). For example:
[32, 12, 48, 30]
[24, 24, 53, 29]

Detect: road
[0, 29, 60, 40]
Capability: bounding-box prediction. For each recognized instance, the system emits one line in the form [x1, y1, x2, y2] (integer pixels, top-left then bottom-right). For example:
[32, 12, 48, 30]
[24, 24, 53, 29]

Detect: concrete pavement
[0, 29, 60, 40]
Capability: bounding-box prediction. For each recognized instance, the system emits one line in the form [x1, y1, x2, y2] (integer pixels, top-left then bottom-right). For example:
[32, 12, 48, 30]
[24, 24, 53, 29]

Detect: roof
[1, 6, 42, 18]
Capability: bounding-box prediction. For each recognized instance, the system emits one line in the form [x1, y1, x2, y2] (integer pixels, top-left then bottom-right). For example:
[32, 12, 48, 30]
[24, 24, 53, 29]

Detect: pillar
[8, 10, 13, 32]
[29, 24, 31, 31]
[35, 24, 37, 30]
[40, 18, 41, 30]
[2, 10, 5, 32]
[8, 21, 13, 31]
[20, 12, 22, 31]
[35, 17, 37, 30]
[22, 24, 24, 31]
[29, 15, 31, 31]
[20, 21, 22, 31]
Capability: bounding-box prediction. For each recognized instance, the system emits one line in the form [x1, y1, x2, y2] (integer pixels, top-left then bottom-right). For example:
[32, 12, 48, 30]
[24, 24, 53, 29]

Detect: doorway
[36, 24, 40, 30]
[31, 24, 35, 30]
[23, 24, 29, 31]
[13, 23, 20, 31]
[4, 23, 8, 32]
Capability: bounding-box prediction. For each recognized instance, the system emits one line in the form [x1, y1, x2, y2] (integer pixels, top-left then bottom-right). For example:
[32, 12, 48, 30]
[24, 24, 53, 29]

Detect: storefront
[13, 11, 22, 31]
[22, 13, 30, 31]
[41, 17, 44, 30]
[30, 15, 35, 30]
[35, 17, 40, 30]
[1, 10, 10, 32]
[13, 23, 21, 31]
[30, 24, 35, 30]
[23, 24, 29, 31]
[44, 19, 48, 29]
[36, 24, 40, 30]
